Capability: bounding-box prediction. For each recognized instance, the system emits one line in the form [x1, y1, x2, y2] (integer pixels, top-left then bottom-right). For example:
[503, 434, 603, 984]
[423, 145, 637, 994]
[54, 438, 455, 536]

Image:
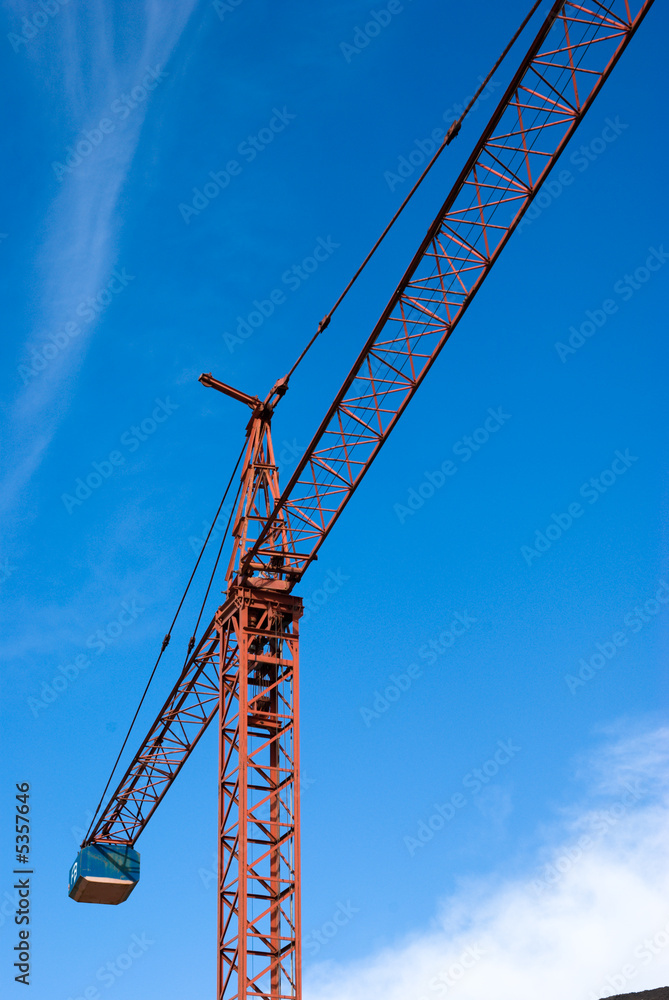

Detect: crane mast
[70, 2, 656, 998]
[207, 375, 303, 997]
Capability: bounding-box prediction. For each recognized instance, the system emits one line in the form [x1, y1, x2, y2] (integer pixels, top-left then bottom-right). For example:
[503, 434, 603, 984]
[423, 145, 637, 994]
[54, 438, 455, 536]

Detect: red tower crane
[69, 2, 656, 997]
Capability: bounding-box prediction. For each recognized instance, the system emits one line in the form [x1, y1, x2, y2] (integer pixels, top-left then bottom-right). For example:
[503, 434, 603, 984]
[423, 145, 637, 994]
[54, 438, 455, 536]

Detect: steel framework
[80, 3, 655, 998]
[244, 0, 654, 583]
[215, 385, 302, 999]
[218, 587, 302, 1000]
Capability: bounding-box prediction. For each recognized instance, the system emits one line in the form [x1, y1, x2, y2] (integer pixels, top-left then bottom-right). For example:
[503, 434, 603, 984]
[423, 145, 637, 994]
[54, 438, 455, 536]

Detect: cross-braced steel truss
[218, 590, 302, 1000]
[86, 610, 225, 845]
[244, 0, 654, 584]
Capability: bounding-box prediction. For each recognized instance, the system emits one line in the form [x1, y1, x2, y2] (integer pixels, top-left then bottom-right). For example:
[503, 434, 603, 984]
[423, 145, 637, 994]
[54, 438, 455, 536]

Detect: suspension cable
[83, 0, 548, 847]
[285, 0, 545, 382]
[83, 439, 246, 844]
[185, 474, 243, 653]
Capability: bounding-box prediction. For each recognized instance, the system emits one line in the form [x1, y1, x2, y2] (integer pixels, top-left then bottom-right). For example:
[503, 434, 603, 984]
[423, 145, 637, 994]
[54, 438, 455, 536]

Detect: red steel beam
[84, 0, 653, 881]
[218, 589, 302, 1000]
[243, 0, 655, 584]
[85, 610, 230, 846]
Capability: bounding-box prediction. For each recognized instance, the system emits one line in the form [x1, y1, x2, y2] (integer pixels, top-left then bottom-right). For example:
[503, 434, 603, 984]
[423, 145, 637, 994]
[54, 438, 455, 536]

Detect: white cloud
[305, 728, 669, 1000]
[2, 0, 199, 524]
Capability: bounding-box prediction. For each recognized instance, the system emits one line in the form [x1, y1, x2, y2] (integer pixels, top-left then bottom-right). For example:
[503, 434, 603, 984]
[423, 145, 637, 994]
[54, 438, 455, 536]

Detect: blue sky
[1, 0, 668, 997]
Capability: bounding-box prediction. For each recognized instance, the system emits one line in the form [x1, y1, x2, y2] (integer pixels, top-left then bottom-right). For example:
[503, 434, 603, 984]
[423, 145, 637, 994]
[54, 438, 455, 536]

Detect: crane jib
[72, 11, 655, 994]
[243, 0, 656, 586]
[76, 0, 654, 870]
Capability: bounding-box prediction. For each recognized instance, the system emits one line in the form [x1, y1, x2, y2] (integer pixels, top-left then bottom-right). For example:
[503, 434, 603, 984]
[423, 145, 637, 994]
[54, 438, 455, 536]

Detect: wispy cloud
[2, 0, 199, 524]
[305, 727, 669, 1000]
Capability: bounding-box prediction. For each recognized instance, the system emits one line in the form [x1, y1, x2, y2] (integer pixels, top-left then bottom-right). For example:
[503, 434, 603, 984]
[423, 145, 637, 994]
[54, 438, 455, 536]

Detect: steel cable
[83, 439, 246, 844]
[285, 0, 546, 382]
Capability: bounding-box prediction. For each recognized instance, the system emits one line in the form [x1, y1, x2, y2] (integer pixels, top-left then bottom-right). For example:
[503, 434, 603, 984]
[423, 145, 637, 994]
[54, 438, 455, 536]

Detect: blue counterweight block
[68, 844, 140, 904]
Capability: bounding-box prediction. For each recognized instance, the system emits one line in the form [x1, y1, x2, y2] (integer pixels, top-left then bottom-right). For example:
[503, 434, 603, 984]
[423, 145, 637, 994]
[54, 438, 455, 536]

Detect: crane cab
[68, 844, 140, 905]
